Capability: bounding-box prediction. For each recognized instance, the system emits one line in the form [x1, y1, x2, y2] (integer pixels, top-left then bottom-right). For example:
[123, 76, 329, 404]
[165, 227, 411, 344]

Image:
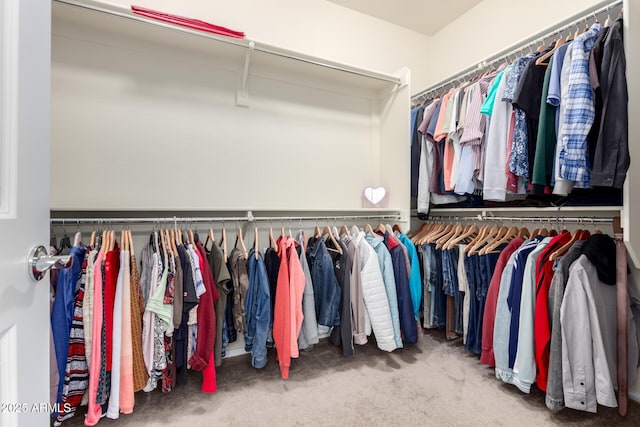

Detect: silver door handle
[28, 245, 71, 281]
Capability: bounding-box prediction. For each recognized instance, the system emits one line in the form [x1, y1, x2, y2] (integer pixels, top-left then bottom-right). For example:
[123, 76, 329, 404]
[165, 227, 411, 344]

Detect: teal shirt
[398, 233, 422, 321]
[480, 66, 511, 116]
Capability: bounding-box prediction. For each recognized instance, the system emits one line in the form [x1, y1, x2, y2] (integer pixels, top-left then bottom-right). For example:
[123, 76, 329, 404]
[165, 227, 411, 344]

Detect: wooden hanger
[536, 37, 564, 65]
[188, 228, 195, 245]
[478, 226, 508, 256]
[120, 229, 126, 253]
[408, 223, 428, 239]
[169, 229, 178, 256]
[160, 228, 168, 255]
[237, 225, 248, 259]
[467, 225, 499, 256]
[428, 223, 454, 244]
[482, 226, 518, 255]
[549, 229, 584, 261]
[314, 224, 322, 238]
[322, 225, 343, 254]
[464, 225, 488, 253]
[517, 227, 530, 239]
[392, 224, 403, 234]
[90, 230, 96, 248]
[254, 226, 259, 260]
[110, 230, 117, 251]
[339, 224, 350, 237]
[376, 223, 387, 235]
[221, 225, 228, 263]
[445, 224, 478, 250]
[436, 224, 462, 250]
[422, 223, 447, 244]
[127, 229, 135, 255]
[363, 224, 374, 234]
[208, 227, 215, 246]
[269, 225, 278, 252]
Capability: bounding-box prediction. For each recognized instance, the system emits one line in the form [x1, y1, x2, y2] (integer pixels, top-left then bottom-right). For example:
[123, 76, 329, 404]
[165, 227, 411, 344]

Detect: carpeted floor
[63, 329, 640, 426]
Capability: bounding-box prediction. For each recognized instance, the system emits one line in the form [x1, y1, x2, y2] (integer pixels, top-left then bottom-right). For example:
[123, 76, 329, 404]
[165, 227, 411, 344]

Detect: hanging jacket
[352, 229, 397, 352]
[245, 249, 271, 369]
[187, 242, 218, 393]
[397, 233, 423, 321]
[51, 245, 86, 405]
[365, 232, 402, 348]
[274, 236, 306, 379]
[379, 231, 418, 344]
[326, 238, 353, 357]
[296, 231, 319, 350]
[341, 234, 367, 346]
[307, 237, 341, 332]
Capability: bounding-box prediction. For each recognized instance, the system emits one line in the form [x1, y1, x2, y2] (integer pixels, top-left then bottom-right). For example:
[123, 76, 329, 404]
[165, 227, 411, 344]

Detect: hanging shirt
[513, 47, 554, 181]
[506, 53, 537, 178]
[483, 66, 514, 201]
[546, 43, 569, 138]
[512, 238, 552, 393]
[555, 23, 602, 193]
[531, 55, 558, 191]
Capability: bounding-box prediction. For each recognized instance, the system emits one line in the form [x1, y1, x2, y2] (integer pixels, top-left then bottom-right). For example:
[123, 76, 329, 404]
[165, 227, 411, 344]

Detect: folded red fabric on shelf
[131, 5, 245, 39]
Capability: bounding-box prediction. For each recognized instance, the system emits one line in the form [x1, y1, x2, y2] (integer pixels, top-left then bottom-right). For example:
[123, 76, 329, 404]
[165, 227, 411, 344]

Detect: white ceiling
[328, 0, 483, 36]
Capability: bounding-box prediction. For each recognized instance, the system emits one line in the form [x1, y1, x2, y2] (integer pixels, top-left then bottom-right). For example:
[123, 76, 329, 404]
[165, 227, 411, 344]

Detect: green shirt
[480, 67, 509, 116]
[531, 56, 556, 188]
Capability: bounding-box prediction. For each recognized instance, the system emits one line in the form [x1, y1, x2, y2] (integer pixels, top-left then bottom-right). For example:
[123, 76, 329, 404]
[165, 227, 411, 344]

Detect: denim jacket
[244, 249, 271, 369]
[307, 237, 341, 332]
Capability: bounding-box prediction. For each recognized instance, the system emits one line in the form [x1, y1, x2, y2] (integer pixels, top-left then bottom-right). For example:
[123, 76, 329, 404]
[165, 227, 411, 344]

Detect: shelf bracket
[236, 41, 254, 107]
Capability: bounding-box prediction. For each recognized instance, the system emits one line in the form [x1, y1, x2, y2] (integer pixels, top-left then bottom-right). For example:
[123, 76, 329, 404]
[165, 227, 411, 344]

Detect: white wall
[425, 0, 603, 88]
[102, 0, 433, 95]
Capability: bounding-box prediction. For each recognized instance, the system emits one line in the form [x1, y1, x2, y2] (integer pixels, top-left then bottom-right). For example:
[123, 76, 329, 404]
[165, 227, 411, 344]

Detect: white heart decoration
[364, 187, 386, 205]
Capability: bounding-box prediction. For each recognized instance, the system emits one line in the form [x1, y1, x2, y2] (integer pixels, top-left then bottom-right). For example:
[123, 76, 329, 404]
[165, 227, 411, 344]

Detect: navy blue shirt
[507, 237, 543, 368]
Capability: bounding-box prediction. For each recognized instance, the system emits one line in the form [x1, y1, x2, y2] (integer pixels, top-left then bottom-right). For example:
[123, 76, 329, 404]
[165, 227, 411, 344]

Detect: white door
[0, 0, 51, 426]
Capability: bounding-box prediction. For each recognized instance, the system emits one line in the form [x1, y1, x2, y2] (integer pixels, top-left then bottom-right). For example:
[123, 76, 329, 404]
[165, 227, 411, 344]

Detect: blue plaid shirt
[557, 24, 602, 188]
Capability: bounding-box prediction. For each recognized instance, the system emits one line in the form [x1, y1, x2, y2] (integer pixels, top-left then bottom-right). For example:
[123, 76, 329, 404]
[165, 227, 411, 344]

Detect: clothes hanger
[221, 222, 228, 263]
[435, 223, 462, 250]
[464, 224, 488, 253]
[73, 221, 82, 247]
[322, 225, 343, 254]
[427, 223, 454, 244]
[478, 226, 508, 256]
[536, 35, 564, 65]
[482, 226, 518, 255]
[517, 226, 530, 239]
[269, 222, 278, 252]
[467, 225, 499, 256]
[445, 224, 478, 250]
[549, 228, 584, 261]
[339, 224, 350, 238]
[363, 223, 374, 234]
[237, 224, 248, 259]
[127, 229, 134, 255]
[375, 223, 387, 235]
[90, 229, 96, 248]
[254, 225, 259, 260]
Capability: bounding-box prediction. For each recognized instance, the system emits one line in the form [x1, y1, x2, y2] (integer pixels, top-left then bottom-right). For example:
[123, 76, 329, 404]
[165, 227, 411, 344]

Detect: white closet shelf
[52, 0, 402, 93]
[423, 206, 621, 217]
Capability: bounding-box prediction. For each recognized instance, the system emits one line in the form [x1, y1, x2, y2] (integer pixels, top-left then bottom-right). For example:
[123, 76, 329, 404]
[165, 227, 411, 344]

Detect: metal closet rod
[411, 0, 622, 102]
[53, 0, 402, 85]
[427, 215, 615, 224]
[50, 214, 403, 226]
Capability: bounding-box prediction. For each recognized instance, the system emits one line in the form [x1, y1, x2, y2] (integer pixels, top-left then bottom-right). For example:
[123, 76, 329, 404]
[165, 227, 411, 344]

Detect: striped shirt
[557, 24, 602, 188]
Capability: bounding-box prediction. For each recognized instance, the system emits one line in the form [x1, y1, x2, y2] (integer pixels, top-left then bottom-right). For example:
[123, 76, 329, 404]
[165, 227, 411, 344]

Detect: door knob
[28, 245, 71, 281]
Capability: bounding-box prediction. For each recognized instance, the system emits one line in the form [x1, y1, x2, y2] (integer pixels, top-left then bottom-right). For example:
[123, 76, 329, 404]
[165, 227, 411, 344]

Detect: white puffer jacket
[352, 227, 397, 352]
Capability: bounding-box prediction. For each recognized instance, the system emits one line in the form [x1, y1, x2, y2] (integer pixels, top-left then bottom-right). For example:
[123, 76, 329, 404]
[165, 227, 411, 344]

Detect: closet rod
[50, 213, 403, 226]
[411, 0, 622, 102]
[53, 0, 402, 86]
[427, 215, 615, 225]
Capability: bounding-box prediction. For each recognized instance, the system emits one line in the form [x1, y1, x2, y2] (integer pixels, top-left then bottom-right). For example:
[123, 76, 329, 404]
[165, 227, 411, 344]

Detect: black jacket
[591, 19, 629, 188]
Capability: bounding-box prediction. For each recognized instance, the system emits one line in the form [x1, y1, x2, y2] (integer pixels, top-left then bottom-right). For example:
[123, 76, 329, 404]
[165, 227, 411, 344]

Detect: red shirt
[103, 244, 120, 371]
[533, 231, 571, 391]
